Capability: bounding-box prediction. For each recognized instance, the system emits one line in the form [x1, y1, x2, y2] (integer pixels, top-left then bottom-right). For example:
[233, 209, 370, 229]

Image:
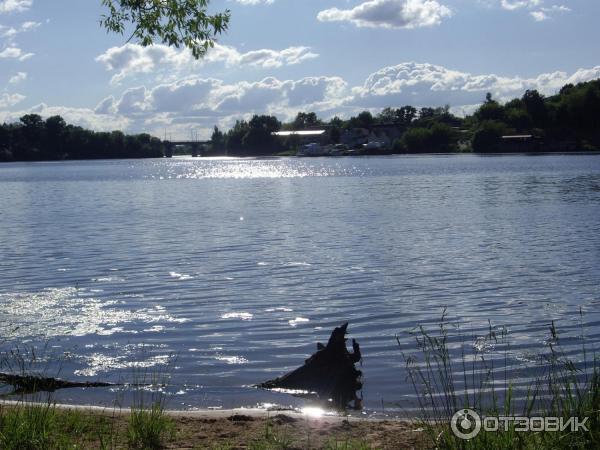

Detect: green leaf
[100, 0, 230, 59]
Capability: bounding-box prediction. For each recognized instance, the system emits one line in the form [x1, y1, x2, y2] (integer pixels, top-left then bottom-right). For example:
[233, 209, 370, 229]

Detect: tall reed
[403, 309, 599, 449]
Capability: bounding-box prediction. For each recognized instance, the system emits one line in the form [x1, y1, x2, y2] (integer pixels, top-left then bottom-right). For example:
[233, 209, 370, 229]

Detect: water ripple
[1, 155, 600, 414]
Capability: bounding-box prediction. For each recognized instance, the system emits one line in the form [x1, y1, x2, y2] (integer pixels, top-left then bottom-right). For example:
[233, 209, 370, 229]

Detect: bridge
[164, 140, 211, 157]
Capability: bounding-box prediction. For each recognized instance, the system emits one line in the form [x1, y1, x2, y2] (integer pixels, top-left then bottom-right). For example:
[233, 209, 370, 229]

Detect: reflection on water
[0, 287, 187, 338]
[301, 406, 327, 418]
[74, 347, 172, 377]
[221, 312, 253, 321]
[1, 154, 600, 416]
[151, 158, 372, 180]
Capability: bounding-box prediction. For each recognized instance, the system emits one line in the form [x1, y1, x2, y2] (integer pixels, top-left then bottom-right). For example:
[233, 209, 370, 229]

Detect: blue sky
[1, 0, 599, 138]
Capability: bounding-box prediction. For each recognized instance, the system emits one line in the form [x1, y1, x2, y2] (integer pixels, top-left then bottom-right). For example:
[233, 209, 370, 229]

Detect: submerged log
[259, 323, 362, 409]
[0, 372, 117, 394]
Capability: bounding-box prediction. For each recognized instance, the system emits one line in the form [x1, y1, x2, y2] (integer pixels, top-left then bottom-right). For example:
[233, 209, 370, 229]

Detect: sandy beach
[0, 401, 428, 449]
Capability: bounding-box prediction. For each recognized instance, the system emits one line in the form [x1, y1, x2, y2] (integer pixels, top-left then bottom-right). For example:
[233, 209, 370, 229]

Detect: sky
[1, 0, 599, 139]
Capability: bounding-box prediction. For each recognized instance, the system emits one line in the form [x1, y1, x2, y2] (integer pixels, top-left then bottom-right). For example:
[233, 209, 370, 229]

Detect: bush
[400, 124, 455, 153]
[472, 121, 507, 152]
[505, 108, 532, 132]
[429, 123, 455, 152]
[0, 149, 13, 162]
[401, 127, 432, 153]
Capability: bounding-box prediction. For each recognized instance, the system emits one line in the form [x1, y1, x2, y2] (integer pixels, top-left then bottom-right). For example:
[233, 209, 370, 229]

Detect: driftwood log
[0, 372, 117, 394]
[259, 323, 362, 409]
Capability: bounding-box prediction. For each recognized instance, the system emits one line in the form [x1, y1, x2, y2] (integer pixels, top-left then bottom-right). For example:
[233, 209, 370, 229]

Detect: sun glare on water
[301, 406, 327, 418]
[154, 159, 352, 180]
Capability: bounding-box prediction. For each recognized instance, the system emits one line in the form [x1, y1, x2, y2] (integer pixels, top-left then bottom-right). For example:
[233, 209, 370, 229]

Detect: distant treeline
[1, 79, 599, 162]
[210, 78, 600, 155]
[0, 115, 165, 162]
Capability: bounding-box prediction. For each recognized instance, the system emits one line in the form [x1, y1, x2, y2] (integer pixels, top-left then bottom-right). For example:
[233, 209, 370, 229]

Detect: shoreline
[1, 150, 600, 164]
[0, 399, 397, 421]
[0, 399, 427, 449]
[0, 398, 419, 422]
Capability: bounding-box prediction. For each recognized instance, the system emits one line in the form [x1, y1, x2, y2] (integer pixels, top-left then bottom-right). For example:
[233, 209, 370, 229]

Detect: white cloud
[0, 25, 17, 38]
[0, 20, 39, 39]
[563, 66, 600, 85]
[317, 0, 452, 29]
[20, 20, 40, 30]
[83, 74, 349, 138]
[530, 10, 547, 21]
[149, 78, 222, 114]
[0, 103, 131, 132]
[0, 92, 25, 107]
[94, 96, 117, 115]
[235, 0, 275, 4]
[115, 86, 150, 115]
[0, 45, 33, 60]
[0, 21, 39, 67]
[0, 46, 20, 58]
[91, 62, 600, 138]
[530, 4, 570, 21]
[237, 46, 319, 68]
[351, 62, 600, 108]
[8, 71, 26, 83]
[500, 0, 541, 10]
[4, 62, 600, 140]
[493, 1, 571, 20]
[0, 0, 32, 13]
[100, 75, 348, 118]
[96, 43, 319, 84]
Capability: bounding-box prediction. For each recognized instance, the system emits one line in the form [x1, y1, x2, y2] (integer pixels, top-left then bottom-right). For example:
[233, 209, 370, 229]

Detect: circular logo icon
[451, 408, 482, 440]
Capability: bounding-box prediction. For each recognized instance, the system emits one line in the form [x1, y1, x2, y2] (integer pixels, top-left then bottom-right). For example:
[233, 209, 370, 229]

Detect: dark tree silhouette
[348, 111, 374, 130]
[522, 90, 548, 128]
[472, 121, 507, 153]
[292, 112, 321, 130]
[211, 126, 225, 151]
[0, 115, 166, 162]
[241, 115, 281, 154]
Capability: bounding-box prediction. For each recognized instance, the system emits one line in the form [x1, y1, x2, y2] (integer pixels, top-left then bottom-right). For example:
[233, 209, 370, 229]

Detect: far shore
[1, 150, 600, 165]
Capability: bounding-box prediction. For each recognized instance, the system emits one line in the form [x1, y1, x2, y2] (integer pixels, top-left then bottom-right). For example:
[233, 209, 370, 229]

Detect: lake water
[1, 154, 600, 416]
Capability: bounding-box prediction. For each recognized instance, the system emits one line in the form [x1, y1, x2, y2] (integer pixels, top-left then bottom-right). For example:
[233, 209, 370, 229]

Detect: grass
[204, 434, 372, 450]
[127, 402, 175, 449]
[0, 345, 176, 449]
[0, 400, 118, 450]
[0, 398, 175, 450]
[252, 417, 295, 449]
[322, 440, 372, 450]
[124, 366, 176, 449]
[404, 308, 600, 449]
[0, 340, 113, 449]
[0, 400, 56, 450]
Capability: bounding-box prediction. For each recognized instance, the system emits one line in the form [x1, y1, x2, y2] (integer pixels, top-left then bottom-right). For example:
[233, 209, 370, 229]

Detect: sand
[0, 401, 430, 449]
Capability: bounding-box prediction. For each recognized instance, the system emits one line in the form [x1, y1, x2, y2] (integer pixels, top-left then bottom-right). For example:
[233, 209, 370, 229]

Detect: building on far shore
[340, 124, 403, 149]
[272, 130, 329, 146]
[498, 135, 542, 152]
[340, 128, 369, 148]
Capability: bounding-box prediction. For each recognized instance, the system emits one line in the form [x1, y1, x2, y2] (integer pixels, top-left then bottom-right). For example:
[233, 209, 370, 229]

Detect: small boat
[297, 143, 326, 157]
